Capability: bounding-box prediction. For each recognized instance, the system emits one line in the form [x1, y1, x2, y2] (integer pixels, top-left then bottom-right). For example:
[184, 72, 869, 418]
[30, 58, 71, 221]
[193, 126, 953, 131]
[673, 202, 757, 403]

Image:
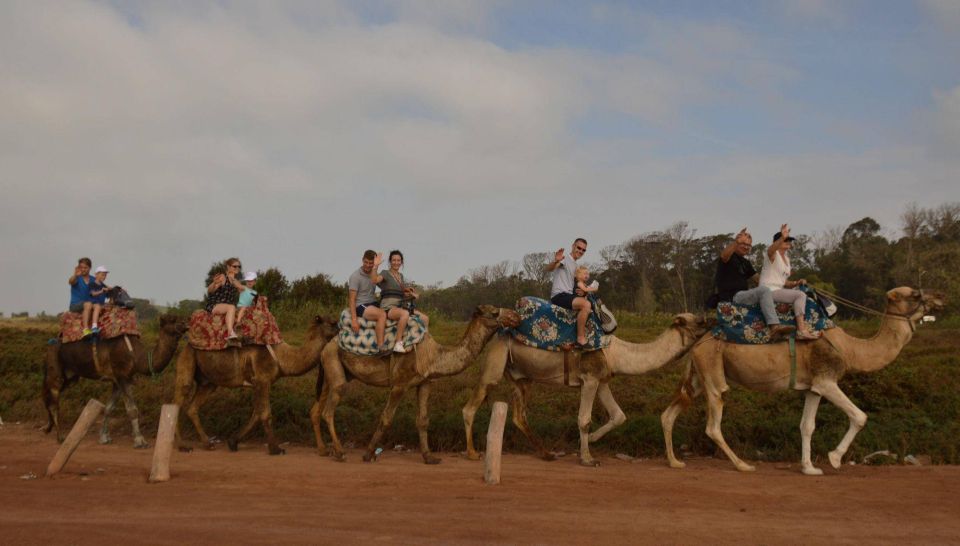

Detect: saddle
[712, 286, 835, 345]
[336, 309, 428, 356]
[508, 297, 610, 352]
[58, 306, 139, 343]
[188, 297, 282, 351]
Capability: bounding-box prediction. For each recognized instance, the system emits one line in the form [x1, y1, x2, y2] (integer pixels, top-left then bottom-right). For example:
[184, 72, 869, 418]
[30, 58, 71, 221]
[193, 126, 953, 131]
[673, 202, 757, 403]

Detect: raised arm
[207, 273, 225, 294]
[720, 227, 748, 263]
[368, 253, 385, 284]
[768, 224, 789, 260]
[545, 248, 565, 272]
[68, 265, 81, 285]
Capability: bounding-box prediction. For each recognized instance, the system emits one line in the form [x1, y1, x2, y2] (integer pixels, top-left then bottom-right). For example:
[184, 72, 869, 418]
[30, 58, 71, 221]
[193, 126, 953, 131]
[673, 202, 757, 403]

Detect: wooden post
[46, 399, 105, 477]
[484, 401, 509, 485]
[149, 404, 179, 483]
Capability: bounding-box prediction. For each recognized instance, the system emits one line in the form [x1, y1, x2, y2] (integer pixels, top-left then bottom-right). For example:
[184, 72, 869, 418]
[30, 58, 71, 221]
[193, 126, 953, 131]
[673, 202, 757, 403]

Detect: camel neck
[146, 331, 183, 375]
[428, 319, 496, 378]
[277, 334, 326, 377]
[608, 328, 689, 375]
[840, 315, 914, 373]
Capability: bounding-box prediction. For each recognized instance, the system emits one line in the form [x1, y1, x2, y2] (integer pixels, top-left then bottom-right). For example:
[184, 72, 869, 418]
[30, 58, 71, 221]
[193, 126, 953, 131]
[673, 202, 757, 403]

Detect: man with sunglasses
[546, 238, 592, 347]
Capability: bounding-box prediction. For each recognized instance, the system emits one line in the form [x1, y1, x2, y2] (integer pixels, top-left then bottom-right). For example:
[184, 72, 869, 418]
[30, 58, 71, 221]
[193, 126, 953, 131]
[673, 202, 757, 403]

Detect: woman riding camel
[760, 225, 820, 340]
[369, 250, 429, 354]
[206, 257, 245, 340]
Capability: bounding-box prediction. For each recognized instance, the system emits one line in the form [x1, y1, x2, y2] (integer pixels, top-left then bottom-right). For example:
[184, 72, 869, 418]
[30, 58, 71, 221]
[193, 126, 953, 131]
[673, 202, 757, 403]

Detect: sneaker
[393, 342, 407, 354]
[82, 328, 93, 338]
[91, 326, 100, 335]
[226, 331, 238, 340]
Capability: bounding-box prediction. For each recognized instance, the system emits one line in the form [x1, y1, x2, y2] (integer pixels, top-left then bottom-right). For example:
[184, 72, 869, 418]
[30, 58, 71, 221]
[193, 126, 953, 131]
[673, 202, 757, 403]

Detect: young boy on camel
[236, 271, 258, 325]
[89, 266, 111, 335]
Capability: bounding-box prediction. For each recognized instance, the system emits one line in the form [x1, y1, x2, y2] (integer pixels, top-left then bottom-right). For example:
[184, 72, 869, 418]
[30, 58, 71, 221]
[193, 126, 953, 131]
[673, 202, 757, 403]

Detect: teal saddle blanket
[713, 286, 835, 344]
[508, 297, 610, 352]
[337, 309, 428, 356]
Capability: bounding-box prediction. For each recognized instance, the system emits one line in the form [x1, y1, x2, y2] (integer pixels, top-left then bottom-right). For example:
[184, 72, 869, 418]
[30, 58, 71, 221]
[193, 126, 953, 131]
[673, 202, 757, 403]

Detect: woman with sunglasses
[206, 257, 245, 340]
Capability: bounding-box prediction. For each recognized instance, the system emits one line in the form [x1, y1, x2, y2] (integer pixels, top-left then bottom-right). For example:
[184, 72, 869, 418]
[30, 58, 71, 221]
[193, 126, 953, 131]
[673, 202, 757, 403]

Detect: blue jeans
[732, 286, 779, 325]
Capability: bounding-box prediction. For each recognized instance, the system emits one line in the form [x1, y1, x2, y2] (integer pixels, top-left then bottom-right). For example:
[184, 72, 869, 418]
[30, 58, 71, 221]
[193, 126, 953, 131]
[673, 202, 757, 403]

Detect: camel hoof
[465, 451, 482, 461]
[668, 460, 686, 469]
[362, 452, 375, 463]
[178, 446, 194, 453]
[133, 440, 150, 449]
[42, 425, 52, 434]
[317, 447, 329, 457]
[98, 435, 112, 445]
[541, 452, 557, 462]
[828, 450, 842, 469]
[736, 463, 757, 472]
[332, 452, 347, 463]
[227, 439, 239, 452]
[579, 458, 601, 467]
[801, 466, 824, 476]
[268, 447, 285, 456]
[204, 441, 218, 451]
[423, 454, 441, 465]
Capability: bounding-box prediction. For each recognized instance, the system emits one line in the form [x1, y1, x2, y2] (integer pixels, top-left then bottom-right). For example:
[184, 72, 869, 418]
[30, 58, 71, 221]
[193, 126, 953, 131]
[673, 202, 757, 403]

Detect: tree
[255, 267, 290, 302]
[288, 273, 346, 308]
[131, 298, 160, 321]
[522, 252, 551, 285]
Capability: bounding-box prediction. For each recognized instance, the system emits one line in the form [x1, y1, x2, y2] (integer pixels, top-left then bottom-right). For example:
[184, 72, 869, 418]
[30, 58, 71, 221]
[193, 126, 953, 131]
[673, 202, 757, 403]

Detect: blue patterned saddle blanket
[337, 309, 428, 356]
[508, 297, 610, 352]
[713, 286, 835, 344]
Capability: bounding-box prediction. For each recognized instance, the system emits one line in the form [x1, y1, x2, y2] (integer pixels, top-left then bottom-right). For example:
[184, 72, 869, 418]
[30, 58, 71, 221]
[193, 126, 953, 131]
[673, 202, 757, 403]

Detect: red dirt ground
[1, 423, 958, 545]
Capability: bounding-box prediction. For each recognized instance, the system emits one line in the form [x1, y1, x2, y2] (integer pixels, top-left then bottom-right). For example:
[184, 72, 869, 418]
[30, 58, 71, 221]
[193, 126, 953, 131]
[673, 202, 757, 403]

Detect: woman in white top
[759, 224, 820, 340]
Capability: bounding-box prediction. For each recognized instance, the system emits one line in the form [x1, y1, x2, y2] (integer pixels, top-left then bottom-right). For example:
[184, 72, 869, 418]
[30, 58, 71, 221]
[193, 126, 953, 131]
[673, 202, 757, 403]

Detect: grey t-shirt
[348, 268, 378, 305]
[550, 255, 578, 297]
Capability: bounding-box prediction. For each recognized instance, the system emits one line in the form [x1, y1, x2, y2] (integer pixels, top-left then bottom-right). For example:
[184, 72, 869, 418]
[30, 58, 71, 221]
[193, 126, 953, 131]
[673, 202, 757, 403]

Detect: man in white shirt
[546, 238, 591, 347]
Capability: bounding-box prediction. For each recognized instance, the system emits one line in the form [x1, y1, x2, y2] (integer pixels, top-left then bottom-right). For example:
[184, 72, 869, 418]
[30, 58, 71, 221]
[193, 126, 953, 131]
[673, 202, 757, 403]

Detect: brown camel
[310, 304, 521, 464]
[42, 313, 189, 448]
[661, 287, 945, 474]
[173, 315, 339, 455]
[462, 313, 710, 466]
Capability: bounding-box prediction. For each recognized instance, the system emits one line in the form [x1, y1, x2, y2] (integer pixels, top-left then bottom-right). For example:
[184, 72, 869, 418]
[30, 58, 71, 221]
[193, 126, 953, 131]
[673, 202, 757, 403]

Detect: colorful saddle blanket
[188, 296, 282, 350]
[508, 297, 610, 352]
[336, 309, 428, 356]
[59, 306, 139, 343]
[713, 286, 835, 344]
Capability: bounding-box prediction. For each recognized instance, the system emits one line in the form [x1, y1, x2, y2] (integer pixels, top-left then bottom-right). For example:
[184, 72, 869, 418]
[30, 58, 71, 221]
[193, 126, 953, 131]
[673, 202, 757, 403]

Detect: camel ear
[911, 289, 921, 299]
[673, 316, 686, 327]
[887, 290, 900, 302]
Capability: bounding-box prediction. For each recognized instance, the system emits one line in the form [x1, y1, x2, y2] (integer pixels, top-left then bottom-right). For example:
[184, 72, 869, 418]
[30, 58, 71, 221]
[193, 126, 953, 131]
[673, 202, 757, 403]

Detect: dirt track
[2, 423, 958, 545]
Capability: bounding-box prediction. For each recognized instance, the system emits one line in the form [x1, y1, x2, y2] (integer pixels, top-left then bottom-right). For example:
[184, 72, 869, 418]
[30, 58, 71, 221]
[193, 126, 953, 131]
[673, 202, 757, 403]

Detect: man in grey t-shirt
[349, 249, 388, 351]
[546, 238, 592, 347]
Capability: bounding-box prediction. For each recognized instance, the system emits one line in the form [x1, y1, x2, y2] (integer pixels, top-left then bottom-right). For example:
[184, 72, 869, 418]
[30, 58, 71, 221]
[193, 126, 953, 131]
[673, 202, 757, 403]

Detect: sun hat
[94, 266, 109, 273]
[244, 271, 257, 282]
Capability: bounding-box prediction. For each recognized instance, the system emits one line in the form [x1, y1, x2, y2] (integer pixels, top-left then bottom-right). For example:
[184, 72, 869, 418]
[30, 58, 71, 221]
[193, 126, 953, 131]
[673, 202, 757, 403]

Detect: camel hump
[511, 296, 608, 352]
[336, 309, 428, 356]
[188, 301, 282, 351]
[712, 286, 835, 345]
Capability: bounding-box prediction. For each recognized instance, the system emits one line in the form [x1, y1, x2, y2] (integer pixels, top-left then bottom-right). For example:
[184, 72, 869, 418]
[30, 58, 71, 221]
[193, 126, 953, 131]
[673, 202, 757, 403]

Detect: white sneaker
[393, 342, 407, 354]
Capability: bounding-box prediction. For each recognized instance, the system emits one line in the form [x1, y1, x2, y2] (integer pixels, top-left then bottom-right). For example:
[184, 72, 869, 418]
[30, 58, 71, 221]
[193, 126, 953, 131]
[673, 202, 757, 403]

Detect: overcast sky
[2, 0, 959, 314]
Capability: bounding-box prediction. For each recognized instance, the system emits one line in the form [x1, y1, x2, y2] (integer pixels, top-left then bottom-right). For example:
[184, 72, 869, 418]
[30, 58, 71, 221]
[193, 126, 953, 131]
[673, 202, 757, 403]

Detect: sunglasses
[229, 264, 241, 269]
[574, 246, 586, 252]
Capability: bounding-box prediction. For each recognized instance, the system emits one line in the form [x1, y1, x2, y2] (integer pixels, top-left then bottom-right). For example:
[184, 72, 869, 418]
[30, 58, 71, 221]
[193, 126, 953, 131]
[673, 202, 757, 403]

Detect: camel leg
[462, 339, 508, 460]
[814, 381, 868, 469]
[703, 387, 755, 472]
[577, 376, 602, 467]
[321, 361, 349, 462]
[185, 384, 218, 448]
[587, 383, 626, 443]
[416, 382, 441, 464]
[173, 347, 197, 452]
[800, 390, 823, 475]
[362, 385, 407, 462]
[42, 348, 65, 441]
[661, 358, 702, 469]
[310, 382, 329, 456]
[506, 376, 555, 461]
[98, 382, 123, 444]
[119, 381, 149, 449]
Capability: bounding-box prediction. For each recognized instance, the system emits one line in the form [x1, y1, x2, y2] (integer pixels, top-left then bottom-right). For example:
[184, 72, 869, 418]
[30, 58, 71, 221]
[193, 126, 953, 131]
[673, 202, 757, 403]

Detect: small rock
[863, 450, 898, 464]
[94, 467, 106, 474]
[80, 476, 91, 481]
[848, 461, 857, 466]
[614, 453, 635, 461]
[78, 471, 89, 476]
[553, 451, 566, 458]
[393, 444, 406, 452]
[904, 455, 921, 466]
[19, 472, 37, 480]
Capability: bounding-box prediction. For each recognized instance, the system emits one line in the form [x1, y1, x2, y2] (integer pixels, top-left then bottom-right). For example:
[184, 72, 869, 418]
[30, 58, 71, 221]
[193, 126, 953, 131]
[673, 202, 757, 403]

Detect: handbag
[594, 297, 618, 334]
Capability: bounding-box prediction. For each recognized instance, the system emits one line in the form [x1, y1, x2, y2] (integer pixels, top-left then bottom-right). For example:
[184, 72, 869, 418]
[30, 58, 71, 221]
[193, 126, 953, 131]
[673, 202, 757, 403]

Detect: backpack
[593, 297, 618, 334]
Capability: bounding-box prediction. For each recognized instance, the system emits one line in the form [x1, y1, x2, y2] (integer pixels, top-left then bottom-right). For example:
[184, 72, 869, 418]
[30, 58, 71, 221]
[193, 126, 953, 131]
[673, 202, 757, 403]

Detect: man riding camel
[546, 238, 592, 347]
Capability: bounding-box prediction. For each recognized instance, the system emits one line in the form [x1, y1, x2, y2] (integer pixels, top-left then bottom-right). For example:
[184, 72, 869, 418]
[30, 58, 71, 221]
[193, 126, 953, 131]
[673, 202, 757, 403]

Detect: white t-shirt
[550, 255, 578, 297]
[759, 251, 791, 290]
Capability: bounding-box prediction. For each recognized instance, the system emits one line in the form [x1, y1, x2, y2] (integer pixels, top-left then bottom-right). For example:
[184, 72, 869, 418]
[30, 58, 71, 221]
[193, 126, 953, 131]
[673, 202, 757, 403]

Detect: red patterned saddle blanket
[59, 306, 140, 343]
[188, 296, 282, 350]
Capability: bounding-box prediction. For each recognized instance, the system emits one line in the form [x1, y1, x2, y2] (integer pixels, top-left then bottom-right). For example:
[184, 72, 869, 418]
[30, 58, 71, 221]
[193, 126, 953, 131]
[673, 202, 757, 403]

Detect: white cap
[94, 266, 109, 274]
[243, 271, 257, 282]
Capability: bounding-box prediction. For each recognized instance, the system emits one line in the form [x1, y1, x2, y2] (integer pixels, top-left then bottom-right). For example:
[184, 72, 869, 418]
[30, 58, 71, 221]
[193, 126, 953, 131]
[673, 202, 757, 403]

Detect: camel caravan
[44, 227, 945, 475]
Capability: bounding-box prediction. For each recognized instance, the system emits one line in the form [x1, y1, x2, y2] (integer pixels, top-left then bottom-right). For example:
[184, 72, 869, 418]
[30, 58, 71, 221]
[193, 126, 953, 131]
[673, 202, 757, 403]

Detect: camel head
[307, 315, 341, 343]
[472, 304, 522, 329]
[157, 313, 189, 336]
[886, 287, 946, 320]
[671, 313, 712, 345]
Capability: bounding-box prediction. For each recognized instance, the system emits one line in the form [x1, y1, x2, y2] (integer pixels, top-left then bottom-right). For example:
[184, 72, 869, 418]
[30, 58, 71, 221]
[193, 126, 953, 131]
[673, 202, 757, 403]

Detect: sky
[2, 0, 959, 314]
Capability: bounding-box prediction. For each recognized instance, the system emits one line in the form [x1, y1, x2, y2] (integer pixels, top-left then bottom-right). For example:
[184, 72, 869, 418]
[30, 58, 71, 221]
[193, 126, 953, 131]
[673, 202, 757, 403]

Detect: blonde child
[236, 271, 258, 325]
[574, 266, 599, 296]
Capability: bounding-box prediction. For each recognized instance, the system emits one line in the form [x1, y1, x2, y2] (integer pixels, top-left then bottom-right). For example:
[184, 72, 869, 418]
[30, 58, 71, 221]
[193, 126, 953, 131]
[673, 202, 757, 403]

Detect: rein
[814, 287, 926, 333]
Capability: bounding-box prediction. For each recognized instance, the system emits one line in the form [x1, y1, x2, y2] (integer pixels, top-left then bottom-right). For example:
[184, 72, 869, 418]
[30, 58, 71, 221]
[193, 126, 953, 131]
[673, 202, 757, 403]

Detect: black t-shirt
[714, 254, 756, 302]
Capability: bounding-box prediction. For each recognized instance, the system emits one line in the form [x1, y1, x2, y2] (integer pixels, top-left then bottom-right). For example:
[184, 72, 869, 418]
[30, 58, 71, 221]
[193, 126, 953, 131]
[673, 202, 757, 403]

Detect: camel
[661, 287, 945, 475]
[42, 313, 189, 448]
[462, 313, 710, 466]
[173, 315, 339, 455]
[311, 304, 521, 464]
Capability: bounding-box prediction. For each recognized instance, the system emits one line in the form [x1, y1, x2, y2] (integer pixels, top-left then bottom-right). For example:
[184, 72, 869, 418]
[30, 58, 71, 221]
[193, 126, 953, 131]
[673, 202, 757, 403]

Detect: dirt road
[1, 423, 958, 545]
